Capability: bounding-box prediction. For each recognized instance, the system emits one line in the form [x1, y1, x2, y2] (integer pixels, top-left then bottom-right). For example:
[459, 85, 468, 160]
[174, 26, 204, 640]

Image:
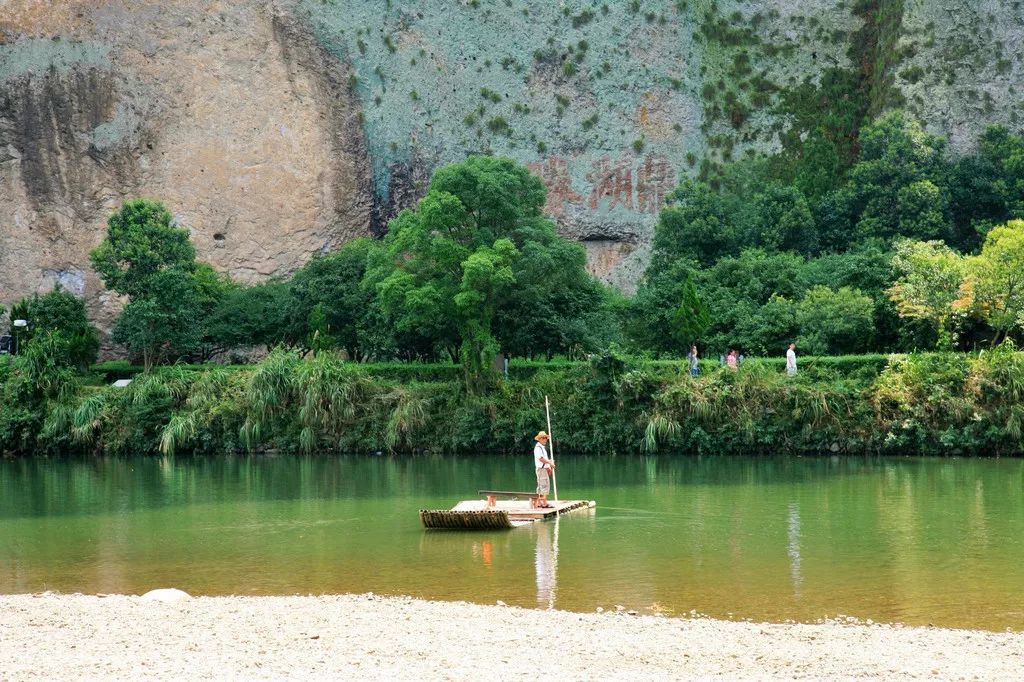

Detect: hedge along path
[90, 352, 912, 383]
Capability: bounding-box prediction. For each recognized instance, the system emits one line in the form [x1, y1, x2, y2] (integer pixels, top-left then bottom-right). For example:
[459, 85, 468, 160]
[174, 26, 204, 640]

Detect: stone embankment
[1, 593, 1022, 680]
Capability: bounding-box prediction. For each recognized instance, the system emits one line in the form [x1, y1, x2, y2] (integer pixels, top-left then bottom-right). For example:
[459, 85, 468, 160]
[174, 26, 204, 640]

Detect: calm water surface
[2, 455, 1022, 630]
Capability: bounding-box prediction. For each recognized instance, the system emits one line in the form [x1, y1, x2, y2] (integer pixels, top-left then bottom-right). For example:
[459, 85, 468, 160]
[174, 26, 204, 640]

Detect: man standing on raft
[533, 431, 555, 508]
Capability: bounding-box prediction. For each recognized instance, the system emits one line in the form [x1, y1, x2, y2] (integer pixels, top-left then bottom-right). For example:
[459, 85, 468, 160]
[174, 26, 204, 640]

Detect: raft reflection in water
[415, 516, 564, 610]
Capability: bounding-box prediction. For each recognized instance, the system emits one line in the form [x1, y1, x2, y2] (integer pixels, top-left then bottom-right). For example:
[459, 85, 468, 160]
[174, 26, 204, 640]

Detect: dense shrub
[6, 289, 99, 371]
[2, 348, 1015, 457]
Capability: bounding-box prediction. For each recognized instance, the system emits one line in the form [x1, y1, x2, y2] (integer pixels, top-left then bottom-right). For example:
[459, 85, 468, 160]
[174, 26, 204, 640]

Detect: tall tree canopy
[90, 199, 196, 298]
[649, 179, 734, 272]
[887, 239, 966, 348]
[286, 238, 375, 359]
[91, 199, 207, 369]
[363, 156, 604, 385]
[961, 220, 1024, 342]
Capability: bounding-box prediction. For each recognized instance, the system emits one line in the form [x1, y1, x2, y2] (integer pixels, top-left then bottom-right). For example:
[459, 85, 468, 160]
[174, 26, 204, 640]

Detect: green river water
[2, 455, 1022, 630]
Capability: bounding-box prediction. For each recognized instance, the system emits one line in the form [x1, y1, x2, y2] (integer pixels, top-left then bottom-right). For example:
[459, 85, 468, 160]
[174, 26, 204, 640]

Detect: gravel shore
[1, 593, 1022, 680]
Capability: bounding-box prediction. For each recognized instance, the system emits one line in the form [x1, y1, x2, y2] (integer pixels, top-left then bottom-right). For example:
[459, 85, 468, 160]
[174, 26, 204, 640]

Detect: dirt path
[1, 593, 1021, 680]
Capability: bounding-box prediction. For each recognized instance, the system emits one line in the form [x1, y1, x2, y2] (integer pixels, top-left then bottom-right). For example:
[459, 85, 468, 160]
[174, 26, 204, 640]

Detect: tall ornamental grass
[5, 346, 1024, 457]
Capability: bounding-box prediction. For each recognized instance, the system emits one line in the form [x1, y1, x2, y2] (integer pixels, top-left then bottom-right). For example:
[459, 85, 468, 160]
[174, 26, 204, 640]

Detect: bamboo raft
[420, 496, 594, 530]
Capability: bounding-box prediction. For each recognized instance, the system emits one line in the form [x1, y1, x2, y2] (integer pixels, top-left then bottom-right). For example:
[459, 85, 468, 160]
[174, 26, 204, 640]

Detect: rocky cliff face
[2, 0, 1022, 326]
[1, 0, 373, 327]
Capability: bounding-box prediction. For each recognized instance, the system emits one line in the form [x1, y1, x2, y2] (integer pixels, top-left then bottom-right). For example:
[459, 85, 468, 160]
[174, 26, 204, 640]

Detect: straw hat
[535, 431, 549, 441]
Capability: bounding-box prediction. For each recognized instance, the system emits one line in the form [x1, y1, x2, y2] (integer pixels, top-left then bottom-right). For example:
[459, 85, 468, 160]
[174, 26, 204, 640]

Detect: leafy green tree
[700, 249, 805, 303]
[696, 250, 807, 355]
[365, 194, 466, 361]
[455, 239, 518, 388]
[90, 199, 196, 298]
[578, 285, 629, 352]
[747, 184, 818, 254]
[92, 199, 230, 368]
[5, 289, 99, 370]
[494, 234, 606, 359]
[204, 281, 292, 352]
[794, 128, 843, 201]
[888, 239, 966, 349]
[628, 260, 696, 355]
[796, 286, 875, 354]
[801, 242, 879, 290]
[364, 156, 602, 382]
[948, 154, 1006, 251]
[288, 239, 374, 359]
[798, 241, 918, 350]
[845, 112, 953, 242]
[191, 263, 238, 361]
[733, 294, 799, 356]
[977, 125, 1024, 220]
[813, 187, 857, 252]
[650, 180, 735, 271]
[671, 275, 711, 348]
[112, 269, 203, 370]
[896, 180, 950, 240]
[962, 220, 1024, 343]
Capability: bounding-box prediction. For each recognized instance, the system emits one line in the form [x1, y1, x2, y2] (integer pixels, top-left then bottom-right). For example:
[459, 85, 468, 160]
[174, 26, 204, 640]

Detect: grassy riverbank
[3, 346, 1023, 457]
[2, 593, 1022, 680]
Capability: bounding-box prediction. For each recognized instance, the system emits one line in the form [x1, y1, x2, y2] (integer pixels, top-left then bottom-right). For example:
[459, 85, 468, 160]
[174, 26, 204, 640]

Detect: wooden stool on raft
[478, 490, 544, 509]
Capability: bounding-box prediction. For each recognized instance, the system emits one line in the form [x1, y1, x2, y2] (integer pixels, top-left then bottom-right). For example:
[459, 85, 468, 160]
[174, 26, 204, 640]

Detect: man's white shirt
[534, 442, 548, 468]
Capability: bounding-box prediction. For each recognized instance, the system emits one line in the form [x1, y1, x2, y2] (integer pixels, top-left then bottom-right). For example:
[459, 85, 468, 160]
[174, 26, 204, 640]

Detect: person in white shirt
[533, 431, 555, 508]
[786, 343, 797, 377]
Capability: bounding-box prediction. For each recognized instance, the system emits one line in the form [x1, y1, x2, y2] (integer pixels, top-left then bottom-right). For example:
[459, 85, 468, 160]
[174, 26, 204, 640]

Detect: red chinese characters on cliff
[636, 155, 675, 214]
[587, 154, 634, 210]
[527, 157, 583, 218]
[529, 154, 677, 217]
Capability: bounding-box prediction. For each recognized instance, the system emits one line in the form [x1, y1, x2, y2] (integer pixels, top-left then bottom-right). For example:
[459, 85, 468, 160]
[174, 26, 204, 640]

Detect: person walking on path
[786, 343, 798, 377]
[533, 431, 555, 508]
[726, 350, 738, 370]
[687, 345, 700, 377]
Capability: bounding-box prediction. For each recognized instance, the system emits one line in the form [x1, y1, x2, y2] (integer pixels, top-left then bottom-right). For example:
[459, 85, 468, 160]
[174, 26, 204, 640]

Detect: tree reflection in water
[788, 502, 802, 599]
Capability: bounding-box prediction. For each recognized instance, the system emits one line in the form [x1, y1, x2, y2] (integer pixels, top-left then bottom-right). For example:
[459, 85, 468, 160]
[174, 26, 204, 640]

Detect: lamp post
[12, 319, 27, 355]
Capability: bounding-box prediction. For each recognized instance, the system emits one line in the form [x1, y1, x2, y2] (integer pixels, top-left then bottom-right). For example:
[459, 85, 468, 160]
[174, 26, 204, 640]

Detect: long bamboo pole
[545, 395, 558, 501]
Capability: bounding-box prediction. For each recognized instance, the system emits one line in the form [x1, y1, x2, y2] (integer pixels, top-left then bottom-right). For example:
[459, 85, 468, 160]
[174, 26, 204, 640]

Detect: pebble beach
[2, 593, 1023, 680]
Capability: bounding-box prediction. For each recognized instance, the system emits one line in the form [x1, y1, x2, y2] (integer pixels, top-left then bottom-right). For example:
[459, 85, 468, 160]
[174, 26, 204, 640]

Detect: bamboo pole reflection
[535, 517, 559, 609]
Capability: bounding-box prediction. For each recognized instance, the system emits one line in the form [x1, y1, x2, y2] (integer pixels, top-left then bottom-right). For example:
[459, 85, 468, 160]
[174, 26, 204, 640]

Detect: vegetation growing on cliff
[630, 115, 1024, 356]
[4, 100, 1024, 458]
[6, 112, 1024, 371]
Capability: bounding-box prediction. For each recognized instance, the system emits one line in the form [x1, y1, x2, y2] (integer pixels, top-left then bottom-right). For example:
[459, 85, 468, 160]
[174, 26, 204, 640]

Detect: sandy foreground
[1, 593, 1022, 681]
